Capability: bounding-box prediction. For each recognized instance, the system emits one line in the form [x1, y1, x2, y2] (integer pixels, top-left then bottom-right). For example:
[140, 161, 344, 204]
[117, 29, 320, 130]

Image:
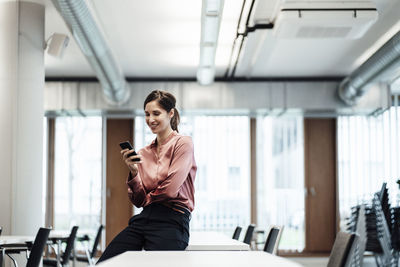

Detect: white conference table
[0, 232, 70, 245]
[187, 231, 249, 251]
[1, 236, 35, 267]
[0, 233, 72, 267]
[97, 251, 303, 267]
[0, 236, 34, 245]
[1, 231, 249, 251]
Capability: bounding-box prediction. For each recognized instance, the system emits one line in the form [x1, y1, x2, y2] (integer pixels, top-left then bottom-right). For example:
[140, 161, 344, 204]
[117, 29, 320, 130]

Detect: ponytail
[170, 107, 180, 133]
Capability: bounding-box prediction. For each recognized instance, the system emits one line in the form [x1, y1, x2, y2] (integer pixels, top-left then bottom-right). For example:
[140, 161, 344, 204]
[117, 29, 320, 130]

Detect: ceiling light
[197, 67, 215, 86]
[199, 45, 216, 66]
[197, 0, 224, 86]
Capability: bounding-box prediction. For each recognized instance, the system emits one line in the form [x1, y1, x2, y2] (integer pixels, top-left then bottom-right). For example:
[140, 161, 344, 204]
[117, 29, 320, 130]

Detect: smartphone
[119, 141, 140, 161]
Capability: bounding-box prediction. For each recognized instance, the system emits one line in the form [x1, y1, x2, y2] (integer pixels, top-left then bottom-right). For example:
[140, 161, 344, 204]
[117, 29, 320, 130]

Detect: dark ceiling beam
[45, 76, 344, 83]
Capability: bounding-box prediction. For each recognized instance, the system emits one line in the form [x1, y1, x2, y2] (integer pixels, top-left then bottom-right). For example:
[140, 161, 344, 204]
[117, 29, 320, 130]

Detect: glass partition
[257, 116, 305, 251]
[53, 116, 103, 240]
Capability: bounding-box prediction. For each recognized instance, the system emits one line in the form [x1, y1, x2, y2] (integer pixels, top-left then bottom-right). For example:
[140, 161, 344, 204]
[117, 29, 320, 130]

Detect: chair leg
[83, 242, 94, 267]
[6, 254, 19, 267]
[72, 241, 76, 267]
[88, 257, 96, 267]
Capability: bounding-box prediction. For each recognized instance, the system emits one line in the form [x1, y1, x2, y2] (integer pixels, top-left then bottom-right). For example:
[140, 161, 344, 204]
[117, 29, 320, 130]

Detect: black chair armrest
[3, 244, 29, 255]
[49, 237, 68, 244]
[4, 248, 28, 254]
[1, 243, 29, 249]
[76, 235, 90, 242]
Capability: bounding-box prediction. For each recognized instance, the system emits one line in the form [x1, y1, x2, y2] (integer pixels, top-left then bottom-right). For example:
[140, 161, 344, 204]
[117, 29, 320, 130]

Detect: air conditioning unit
[272, 1, 378, 39]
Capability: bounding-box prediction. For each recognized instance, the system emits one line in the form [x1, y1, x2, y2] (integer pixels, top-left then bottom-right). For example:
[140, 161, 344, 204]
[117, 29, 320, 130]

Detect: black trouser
[97, 203, 190, 264]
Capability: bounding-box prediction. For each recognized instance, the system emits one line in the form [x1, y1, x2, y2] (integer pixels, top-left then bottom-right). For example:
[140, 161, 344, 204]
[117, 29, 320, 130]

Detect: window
[53, 116, 102, 240]
[135, 116, 251, 235]
[257, 116, 305, 251]
[337, 94, 400, 229]
[228, 166, 241, 191]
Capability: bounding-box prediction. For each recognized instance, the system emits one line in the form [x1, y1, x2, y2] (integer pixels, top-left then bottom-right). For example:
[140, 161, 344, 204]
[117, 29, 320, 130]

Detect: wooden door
[304, 118, 337, 253]
[106, 119, 134, 245]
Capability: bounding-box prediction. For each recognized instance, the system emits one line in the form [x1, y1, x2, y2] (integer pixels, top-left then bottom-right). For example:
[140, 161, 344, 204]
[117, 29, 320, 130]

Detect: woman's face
[144, 100, 174, 135]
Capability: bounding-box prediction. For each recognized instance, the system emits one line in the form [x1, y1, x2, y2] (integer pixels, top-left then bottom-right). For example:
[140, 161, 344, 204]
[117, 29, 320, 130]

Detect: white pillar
[0, 0, 45, 235]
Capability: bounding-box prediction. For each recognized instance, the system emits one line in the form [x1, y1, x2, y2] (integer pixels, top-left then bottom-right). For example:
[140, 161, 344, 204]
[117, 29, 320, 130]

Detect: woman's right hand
[121, 149, 142, 176]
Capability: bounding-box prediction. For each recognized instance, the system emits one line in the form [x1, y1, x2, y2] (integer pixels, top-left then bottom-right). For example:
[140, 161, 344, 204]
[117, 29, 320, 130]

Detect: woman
[97, 90, 197, 263]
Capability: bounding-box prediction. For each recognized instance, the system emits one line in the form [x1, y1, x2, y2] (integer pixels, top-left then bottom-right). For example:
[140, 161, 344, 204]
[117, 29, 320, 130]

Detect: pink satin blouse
[126, 131, 197, 212]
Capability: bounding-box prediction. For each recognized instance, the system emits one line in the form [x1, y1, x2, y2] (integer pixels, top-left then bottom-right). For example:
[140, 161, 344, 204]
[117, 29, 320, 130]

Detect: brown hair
[144, 90, 180, 132]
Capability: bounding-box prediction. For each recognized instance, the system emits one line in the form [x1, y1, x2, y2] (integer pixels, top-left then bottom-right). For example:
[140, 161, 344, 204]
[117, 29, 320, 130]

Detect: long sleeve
[124, 131, 196, 211]
[126, 172, 147, 207]
[144, 137, 194, 205]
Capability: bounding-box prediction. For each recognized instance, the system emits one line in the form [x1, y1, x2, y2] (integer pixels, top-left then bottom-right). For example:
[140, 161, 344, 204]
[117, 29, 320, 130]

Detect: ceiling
[43, 0, 400, 80]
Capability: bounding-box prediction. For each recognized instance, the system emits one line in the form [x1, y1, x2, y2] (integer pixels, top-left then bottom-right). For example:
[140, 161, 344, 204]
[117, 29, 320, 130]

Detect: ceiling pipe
[338, 29, 400, 105]
[224, 0, 274, 79]
[51, 0, 130, 105]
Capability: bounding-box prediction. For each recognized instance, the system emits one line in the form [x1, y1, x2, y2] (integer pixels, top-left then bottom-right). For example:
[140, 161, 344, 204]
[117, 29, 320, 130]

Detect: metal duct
[52, 0, 130, 105]
[338, 29, 400, 105]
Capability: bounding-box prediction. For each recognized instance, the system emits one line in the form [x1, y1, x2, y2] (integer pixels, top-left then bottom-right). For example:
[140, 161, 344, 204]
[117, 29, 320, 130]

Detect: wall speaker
[47, 33, 69, 58]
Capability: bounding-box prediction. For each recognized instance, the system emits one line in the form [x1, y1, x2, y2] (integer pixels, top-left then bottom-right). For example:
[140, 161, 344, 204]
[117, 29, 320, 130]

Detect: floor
[290, 256, 377, 267]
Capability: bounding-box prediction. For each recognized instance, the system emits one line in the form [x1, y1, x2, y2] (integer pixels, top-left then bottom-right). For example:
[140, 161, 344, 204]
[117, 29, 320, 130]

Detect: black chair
[327, 232, 356, 267]
[243, 224, 256, 245]
[0, 226, 3, 267]
[74, 225, 103, 266]
[43, 226, 78, 267]
[263, 226, 283, 255]
[232, 226, 242, 240]
[4, 227, 51, 267]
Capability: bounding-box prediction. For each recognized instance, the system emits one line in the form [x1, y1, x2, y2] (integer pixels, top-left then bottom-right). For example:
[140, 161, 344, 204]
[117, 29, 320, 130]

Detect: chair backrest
[354, 205, 366, 266]
[27, 227, 51, 267]
[232, 226, 242, 240]
[62, 226, 79, 264]
[243, 224, 256, 245]
[90, 225, 104, 258]
[263, 226, 283, 254]
[327, 232, 356, 267]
